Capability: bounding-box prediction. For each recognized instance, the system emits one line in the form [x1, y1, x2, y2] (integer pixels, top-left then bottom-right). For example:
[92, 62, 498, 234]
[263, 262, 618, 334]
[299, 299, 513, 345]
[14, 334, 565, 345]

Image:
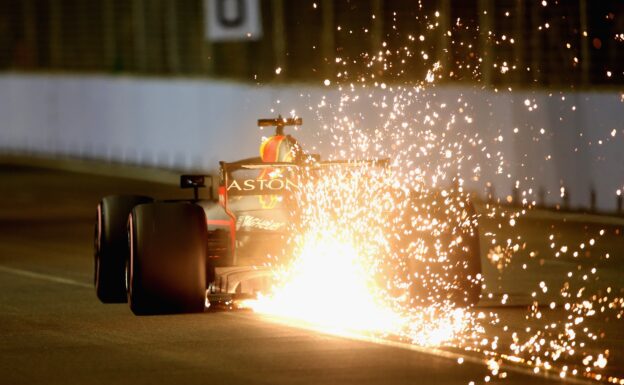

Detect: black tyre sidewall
[449, 200, 482, 307]
[95, 195, 152, 303]
[128, 202, 207, 315]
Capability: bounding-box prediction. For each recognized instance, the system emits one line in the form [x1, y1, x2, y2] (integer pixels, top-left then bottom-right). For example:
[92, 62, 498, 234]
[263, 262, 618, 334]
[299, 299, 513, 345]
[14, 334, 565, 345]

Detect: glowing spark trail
[246, 3, 624, 383]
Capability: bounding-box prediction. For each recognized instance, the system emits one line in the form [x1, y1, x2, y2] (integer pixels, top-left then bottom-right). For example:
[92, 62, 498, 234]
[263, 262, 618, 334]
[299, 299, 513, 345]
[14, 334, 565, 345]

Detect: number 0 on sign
[204, 0, 263, 42]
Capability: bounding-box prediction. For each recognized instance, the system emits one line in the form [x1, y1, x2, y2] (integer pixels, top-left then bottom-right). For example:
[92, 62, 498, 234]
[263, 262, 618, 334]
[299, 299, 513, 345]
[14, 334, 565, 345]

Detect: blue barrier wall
[1, 74, 622, 210]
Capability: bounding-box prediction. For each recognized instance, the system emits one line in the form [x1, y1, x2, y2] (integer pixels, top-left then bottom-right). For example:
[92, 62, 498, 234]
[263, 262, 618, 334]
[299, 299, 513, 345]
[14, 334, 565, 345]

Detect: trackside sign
[204, 0, 263, 42]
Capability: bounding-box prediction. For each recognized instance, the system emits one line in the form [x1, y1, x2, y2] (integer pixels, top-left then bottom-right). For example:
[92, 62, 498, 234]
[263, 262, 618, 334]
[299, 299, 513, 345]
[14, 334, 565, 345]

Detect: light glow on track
[246, 162, 478, 347]
[247, 3, 624, 383]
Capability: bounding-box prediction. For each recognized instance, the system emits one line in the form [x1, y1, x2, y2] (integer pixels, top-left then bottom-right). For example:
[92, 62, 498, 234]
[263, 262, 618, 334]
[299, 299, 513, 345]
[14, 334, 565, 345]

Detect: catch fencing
[0, 0, 622, 88]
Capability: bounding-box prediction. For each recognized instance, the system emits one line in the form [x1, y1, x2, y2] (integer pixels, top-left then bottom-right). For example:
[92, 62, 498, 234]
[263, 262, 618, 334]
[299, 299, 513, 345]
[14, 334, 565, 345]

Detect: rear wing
[222, 158, 388, 171]
[218, 158, 389, 228]
[220, 158, 389, 176]
[219, 158, 389, 197]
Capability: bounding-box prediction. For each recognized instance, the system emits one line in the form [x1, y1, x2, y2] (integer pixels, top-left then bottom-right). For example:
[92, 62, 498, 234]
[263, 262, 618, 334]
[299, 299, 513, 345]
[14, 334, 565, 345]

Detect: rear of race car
[199, 160, 300, 296]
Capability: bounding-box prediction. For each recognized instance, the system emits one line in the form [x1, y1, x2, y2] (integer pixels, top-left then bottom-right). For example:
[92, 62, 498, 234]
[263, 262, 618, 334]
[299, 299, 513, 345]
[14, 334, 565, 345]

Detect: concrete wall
[1, 73, 622, 210]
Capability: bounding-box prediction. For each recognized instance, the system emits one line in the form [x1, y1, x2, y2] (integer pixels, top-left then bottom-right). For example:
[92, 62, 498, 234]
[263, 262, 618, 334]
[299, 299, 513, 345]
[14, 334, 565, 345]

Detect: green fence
[0, 0, 622, 88]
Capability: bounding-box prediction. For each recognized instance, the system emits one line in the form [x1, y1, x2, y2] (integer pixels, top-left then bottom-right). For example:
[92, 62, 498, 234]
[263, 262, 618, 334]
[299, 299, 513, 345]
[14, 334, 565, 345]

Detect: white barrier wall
[0, 74, 623, 210]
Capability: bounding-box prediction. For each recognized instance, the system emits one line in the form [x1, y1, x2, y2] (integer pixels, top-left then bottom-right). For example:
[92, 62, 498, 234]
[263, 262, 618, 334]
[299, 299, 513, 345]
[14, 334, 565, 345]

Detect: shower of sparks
[248, 162, 480, 347]
[247, 3, 624, 384]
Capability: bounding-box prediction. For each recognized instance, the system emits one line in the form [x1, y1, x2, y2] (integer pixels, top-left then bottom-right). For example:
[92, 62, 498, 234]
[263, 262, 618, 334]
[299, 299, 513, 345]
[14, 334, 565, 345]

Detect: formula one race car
[94, 117, 482, 315]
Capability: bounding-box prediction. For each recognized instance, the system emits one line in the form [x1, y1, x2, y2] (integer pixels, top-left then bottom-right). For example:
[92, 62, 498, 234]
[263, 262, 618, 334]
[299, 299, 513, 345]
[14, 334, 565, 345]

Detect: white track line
[0, 265, 91, 288]
[0, 264, 604, 384]
[255, 313, 599, 385]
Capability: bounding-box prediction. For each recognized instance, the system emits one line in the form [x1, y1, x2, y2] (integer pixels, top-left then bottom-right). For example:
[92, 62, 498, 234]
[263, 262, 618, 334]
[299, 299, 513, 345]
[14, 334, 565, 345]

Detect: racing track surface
[0, 162, 622, 385]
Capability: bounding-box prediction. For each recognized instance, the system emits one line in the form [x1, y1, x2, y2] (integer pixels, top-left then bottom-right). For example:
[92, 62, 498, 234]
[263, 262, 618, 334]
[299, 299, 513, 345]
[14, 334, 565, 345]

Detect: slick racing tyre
[95, 195, 153, 303]
[127, 202, 207, 315]
[446, 200, 482, 307]
[453, 206, 482, 307]
[408, 193, 482, 308]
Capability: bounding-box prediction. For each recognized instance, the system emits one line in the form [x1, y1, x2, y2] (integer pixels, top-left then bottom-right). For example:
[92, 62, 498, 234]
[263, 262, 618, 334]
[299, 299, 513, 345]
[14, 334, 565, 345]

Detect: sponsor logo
[236, 215, 285, 231]
[227, 178, 298, 193]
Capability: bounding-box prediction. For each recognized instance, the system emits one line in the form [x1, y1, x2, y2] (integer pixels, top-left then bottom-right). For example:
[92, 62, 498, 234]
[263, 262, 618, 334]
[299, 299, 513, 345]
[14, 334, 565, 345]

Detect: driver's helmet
[259, 134, 301, 163]
[257, 134, 301, 208]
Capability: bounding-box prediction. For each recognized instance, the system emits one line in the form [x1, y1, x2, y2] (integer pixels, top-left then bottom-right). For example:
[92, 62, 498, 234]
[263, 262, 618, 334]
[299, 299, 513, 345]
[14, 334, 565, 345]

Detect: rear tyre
[407, 193, 482, 308]
[128, 202, 207, 315]
[95, 195, 152, 303]
[447, 201, 482, 307]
